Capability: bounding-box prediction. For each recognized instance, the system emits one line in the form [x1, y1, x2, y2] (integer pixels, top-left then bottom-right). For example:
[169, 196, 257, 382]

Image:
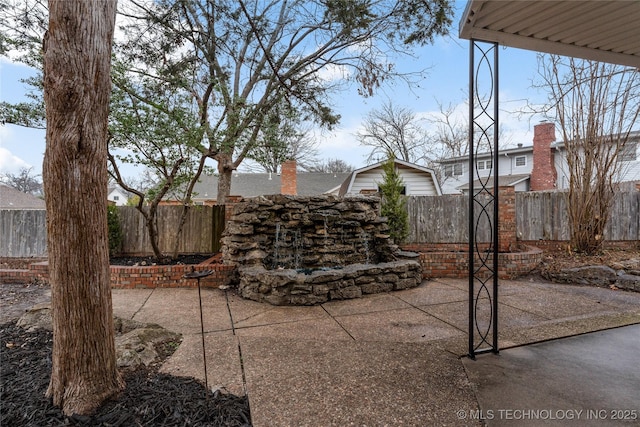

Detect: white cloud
[315, 63, 352, 82]
[415, 96, 547, 150]
[313, 120, 370, 168]
[0, 147, 30, 174]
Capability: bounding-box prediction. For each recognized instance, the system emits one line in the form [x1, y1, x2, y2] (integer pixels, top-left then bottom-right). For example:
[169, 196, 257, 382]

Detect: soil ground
[531, 247, 640, 278]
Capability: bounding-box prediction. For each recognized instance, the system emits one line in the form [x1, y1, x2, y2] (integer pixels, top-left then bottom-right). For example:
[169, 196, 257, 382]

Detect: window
[444, 163, 463, 177]
[477, 160, 492, 171]
[113, 195, 119, 201]
[618, 142, 637, 161]
[377, 186, 406, 195]
[515, 156, 526, 167]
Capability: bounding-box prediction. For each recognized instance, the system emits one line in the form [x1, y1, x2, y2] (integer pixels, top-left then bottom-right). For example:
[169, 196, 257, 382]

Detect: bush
[107, 205, 123, 256]
[379, 156, 409, 243]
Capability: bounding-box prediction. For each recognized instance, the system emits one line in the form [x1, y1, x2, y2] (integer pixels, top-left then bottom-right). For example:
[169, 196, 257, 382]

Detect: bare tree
[537, 54, 640, 254]
[424, 101, 469, 159]
[357, 100, 429, 164]
[0, 166, 43, 195]
[42, 0, 123, 415]
[305, 158, 355, 173]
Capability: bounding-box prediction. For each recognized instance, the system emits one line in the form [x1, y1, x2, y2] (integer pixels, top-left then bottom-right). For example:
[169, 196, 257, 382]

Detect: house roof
[338, 158, 442, 196]
[438, 144, 534, 164]
[457, 173, 530, 191]
[0, 184, 46, 209]
[459, 1, 640, 68]
[439, 130, 640, 164]
[191, 172, 351, 200]
[551, 130, 640, 150]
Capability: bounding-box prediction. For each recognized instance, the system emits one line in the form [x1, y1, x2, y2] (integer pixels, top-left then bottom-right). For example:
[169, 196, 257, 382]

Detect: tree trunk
[43, 0, 123, 416]
[216, 153, 234, 205]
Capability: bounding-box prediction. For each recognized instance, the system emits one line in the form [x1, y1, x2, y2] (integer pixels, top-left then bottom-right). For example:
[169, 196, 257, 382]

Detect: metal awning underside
[459, 1, 640, 68]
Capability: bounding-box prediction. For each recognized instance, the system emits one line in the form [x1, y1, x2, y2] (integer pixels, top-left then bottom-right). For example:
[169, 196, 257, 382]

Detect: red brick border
[402, 243, 544, 279]
[0, 256, 235, 289]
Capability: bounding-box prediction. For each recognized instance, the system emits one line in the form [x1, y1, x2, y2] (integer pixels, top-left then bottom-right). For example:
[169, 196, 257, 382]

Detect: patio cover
[459, 0, 640, 68]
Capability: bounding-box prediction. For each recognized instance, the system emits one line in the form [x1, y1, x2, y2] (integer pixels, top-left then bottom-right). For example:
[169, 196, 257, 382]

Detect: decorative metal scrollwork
[468, 40, 499, 358]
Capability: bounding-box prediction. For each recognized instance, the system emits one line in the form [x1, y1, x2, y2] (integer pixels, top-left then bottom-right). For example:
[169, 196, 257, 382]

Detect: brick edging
[0, 260, 235, 289]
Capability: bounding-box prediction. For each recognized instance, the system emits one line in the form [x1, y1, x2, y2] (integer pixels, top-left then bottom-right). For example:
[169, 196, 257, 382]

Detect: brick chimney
[530, 122, 557, 191]
[281, 160, 297, 195]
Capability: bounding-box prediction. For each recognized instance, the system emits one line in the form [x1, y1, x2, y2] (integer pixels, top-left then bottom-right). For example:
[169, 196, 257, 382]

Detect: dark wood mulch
[109, 254, 213, 266]
[1, 322, 251, 426]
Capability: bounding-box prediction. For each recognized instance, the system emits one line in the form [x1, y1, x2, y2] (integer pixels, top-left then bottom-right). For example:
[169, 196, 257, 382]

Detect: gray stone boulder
[16, 302, 52, 332]
[547, 265, 617, 287]
[17, 304, 182, 368]
[615, 274, 640, 292]
[115, 322, 181, 368]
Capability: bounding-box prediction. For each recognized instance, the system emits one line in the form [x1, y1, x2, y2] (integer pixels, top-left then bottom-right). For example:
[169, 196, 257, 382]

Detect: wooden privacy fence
[2, 192, 638, 258]
[406, 191, 640, 243]
[0, 205, 226, 258]
[118, 205, 226, 255]
[0, 209, 48, 257]
[516, 191, 640, 241]
[406, 194, 494, 243]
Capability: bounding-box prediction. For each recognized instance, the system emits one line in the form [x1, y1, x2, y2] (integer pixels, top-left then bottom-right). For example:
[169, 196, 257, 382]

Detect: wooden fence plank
[0, 210, 48, 257]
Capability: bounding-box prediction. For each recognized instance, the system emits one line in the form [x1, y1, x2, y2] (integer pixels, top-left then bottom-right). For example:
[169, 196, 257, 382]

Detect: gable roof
[338, 159, 442, 196]
[191, 172, 351, 200]
[0, 184, 46, 209]
[438, 145, 534, 164]
[456, 173, 530, 192]
[459, 1, 640, 68]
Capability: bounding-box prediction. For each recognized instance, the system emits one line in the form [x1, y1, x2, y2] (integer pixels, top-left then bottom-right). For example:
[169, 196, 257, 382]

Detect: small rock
[615, 274, 640, 292]
[16, 302, 52, 332]
[16, 304, 182, 369]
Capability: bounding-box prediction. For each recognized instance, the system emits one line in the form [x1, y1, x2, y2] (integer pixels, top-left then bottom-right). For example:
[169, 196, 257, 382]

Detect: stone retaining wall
[222, 194, 423, 305]
[222, 194, 401, 269]
[238, 260, 421, 305]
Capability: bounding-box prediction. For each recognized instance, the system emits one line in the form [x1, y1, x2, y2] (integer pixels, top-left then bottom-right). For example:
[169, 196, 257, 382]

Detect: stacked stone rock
[221, 194, 422, 305]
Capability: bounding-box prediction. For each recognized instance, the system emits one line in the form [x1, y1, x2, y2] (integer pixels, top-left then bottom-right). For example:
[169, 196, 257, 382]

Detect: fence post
[499, 186, 517, 252]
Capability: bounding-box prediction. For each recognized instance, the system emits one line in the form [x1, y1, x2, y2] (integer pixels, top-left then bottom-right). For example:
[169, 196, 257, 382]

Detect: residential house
[337, 159, 442, 196]
[108, 185, 130, 206]
[186, 158, 441, 203]
[190, 160, 351, 204]
[438, 122, 640, 194]
[0, 184, 46, 209]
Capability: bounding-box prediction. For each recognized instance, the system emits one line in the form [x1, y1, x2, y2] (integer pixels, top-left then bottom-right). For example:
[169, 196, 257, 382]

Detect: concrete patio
[111, 277, 640, 426]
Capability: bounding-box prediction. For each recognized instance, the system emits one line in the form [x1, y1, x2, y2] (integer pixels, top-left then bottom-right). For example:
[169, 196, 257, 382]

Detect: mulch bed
[1, 322, 251, 426]
[109, 254, 213, 266]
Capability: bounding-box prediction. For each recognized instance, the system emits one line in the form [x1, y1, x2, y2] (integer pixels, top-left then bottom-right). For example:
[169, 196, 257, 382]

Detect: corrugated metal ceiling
[459, 1, 640, 68]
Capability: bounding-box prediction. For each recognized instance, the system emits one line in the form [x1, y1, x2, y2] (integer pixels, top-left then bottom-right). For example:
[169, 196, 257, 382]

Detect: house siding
[440, 152, 533, 194]
[553, 137, 640, 190]
[348, 167, 438, 196]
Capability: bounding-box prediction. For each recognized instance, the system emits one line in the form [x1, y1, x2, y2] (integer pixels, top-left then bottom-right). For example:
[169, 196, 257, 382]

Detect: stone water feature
[221, 194, 422, 305]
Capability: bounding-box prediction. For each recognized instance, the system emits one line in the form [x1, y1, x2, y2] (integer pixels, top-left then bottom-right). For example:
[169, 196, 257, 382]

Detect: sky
[0, 1, 548, 179]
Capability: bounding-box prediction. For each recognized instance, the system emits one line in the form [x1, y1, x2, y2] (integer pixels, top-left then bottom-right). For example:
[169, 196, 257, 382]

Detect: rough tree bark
[42, 0, 123, 416]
